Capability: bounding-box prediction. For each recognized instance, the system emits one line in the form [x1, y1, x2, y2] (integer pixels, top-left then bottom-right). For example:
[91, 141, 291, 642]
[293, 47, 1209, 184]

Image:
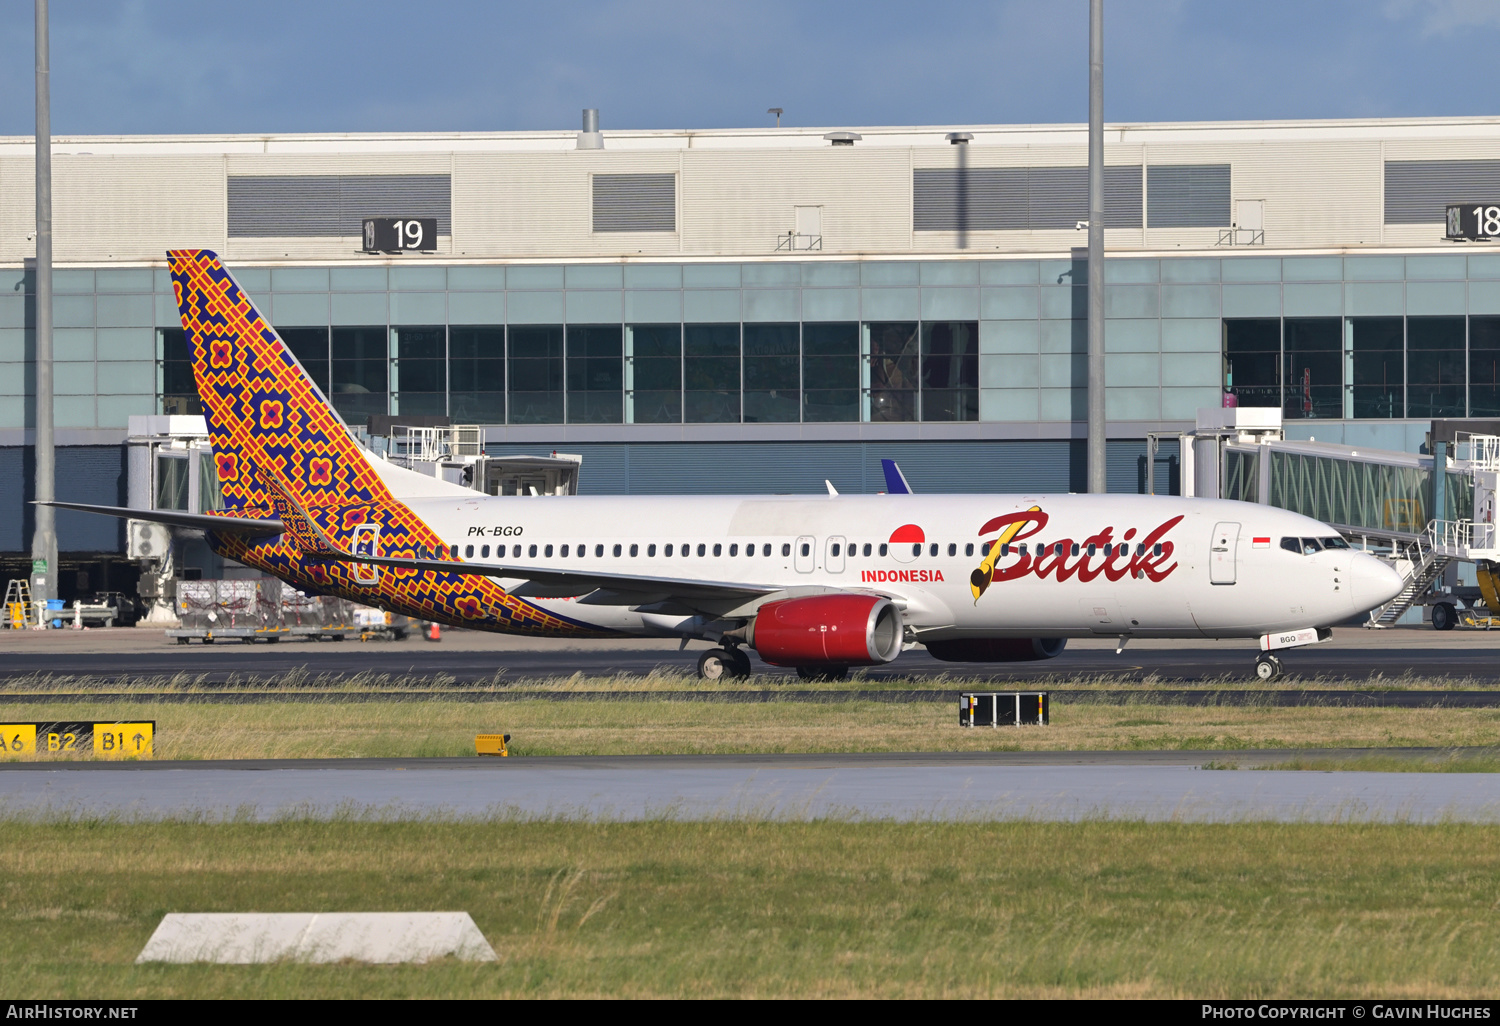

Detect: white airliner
[46, 251, 1406, 682]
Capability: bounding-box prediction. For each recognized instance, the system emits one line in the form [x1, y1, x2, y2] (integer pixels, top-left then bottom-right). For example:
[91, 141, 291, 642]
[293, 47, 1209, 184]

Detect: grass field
[4, 697, 1500, 760]
[4, 820, 1499, 998]
[6, 666, 1500, 693]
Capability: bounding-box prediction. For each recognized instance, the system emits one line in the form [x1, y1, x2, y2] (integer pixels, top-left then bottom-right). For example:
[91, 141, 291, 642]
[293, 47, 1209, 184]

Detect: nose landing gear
[1254, 653, 1283, 682]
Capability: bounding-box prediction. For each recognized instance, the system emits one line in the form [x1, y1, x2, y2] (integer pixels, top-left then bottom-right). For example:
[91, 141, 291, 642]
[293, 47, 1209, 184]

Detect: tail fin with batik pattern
[168, 249, 398, 513]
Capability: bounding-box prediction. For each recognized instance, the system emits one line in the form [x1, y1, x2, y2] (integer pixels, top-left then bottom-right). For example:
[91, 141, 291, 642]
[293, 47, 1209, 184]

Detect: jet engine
[923, 637, 1067, 662]
[749, 594, 903, 668]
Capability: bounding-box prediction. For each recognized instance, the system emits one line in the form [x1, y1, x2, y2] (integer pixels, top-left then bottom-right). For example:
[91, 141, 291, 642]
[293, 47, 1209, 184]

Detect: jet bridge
[1178, 409, 1499, 627]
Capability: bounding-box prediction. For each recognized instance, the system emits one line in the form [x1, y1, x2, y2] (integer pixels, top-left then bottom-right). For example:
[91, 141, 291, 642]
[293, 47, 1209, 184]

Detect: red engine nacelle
[924, 638, 1067, 662]
[749, 594, 903, 668]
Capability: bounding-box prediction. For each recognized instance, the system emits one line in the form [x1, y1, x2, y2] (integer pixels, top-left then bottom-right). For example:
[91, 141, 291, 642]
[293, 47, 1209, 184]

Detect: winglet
[881, 459, 913, 495]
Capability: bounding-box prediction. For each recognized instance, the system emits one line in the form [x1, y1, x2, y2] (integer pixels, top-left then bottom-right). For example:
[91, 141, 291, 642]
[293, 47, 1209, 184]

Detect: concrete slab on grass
[136, 912, 497, 964]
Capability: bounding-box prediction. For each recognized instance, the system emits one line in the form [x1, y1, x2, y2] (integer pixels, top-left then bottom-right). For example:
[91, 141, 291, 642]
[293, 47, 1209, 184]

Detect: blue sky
[0, 0, 1496, 136]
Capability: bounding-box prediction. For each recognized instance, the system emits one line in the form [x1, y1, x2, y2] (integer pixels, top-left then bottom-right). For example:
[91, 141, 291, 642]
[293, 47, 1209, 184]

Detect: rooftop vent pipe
[947, 132, 973, 144]
[823, 131, 860, 146]
[577, 108, 603, 150]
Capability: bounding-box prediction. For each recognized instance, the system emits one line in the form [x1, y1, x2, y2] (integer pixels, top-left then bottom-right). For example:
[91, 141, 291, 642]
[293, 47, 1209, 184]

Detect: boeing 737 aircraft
[46, 251, 1405, 681]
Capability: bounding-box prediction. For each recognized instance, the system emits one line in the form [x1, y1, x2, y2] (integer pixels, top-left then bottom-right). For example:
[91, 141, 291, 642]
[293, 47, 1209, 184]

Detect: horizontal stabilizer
[34, 501, 284, 537]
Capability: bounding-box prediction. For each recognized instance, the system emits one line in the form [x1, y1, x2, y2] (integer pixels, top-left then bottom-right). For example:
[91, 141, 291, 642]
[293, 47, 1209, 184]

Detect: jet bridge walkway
[1180, 410, 1500, 627]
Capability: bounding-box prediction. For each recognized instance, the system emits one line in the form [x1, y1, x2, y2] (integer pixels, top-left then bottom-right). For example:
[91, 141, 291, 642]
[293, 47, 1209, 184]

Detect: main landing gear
[1254, 653, 1283, 682]
[697, 646, 752, 681]
[797, 666, 849, 682]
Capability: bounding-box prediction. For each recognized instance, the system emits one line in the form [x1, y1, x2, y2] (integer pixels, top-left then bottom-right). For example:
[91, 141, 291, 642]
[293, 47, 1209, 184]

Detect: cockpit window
[1320, 536, 1350, 550]
[1301, 538, 1322, 555]
[1280, 538, 1300, 554]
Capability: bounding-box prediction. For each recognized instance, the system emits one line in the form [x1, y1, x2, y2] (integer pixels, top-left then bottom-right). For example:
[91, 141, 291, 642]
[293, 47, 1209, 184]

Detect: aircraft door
[351, 524, 381, 585]
[1210, 521, 1239, 585]
[826, 535, 846, 574]
[795, 535, 817, 573]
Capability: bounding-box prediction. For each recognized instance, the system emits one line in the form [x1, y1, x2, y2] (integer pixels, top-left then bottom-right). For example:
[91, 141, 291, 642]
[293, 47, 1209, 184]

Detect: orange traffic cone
[426, 622, 442, 642]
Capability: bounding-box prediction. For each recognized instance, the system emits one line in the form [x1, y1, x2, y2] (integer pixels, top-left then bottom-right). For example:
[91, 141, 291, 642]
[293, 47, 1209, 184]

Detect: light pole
[31, 0, 55, 604]
[767, 107, 783, 127]
[1087, 0, 1106, 494]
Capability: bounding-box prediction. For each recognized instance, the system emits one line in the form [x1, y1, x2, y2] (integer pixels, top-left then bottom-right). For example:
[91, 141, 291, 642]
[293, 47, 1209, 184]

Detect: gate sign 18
[1446, 204, 1500, 241]
[363, 217, 437, 252]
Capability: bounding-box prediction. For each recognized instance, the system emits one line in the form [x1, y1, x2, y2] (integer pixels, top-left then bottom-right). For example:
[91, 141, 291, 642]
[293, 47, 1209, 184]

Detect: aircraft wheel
[697, 648, 735, 681]
[727, 647, 753, 678]
[1254, 654, 1283, 682]
[797, 665, 849, 683]
[1432, 603, 1458, 631]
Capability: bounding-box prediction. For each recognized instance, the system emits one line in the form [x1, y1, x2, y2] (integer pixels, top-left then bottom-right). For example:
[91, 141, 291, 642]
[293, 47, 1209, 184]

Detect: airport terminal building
[3, 113, 1500, 586]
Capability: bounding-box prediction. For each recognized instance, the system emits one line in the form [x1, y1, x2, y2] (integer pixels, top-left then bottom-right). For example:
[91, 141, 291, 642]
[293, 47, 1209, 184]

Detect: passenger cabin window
[451, 544, 458, 557]
[801, 542, 811, 556]
[863, 543, 872, 556]
[965, 543, 974, 556]
[629, 544, 638, 557]
[947, 543, 956, 556]
[698, 544, 707, 556]
[529, 544, 538, 558]
[480, 545, 489, 558]
[1086, 544, 1096, 556]
[928, 543, 938, 557]
[1070, 543, 1080, 557]
[465, 545, 474, 558]
[595, 544, 605, 557]
[713, 544, 722, 556]
[545, 544, 554, 557]
[682, 544, 690, 557]
[763, 544, 772, 557]
[784, 543, 793, 556]
[647, 544, 656, 557]
[830, 543, 840, 557]
[560, 544, 569, 557]
[1153, 543, 1162, 556]
[513, 544, 522, 558]
[664, 544, 673, 556]
[613, 544, 622, 557]
[745, 545, 754, 557]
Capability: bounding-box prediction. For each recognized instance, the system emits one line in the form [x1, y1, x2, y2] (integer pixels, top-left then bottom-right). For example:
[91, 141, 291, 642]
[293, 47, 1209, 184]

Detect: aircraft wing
[319, 550, 781, 605]
[34, 501, 285, 537]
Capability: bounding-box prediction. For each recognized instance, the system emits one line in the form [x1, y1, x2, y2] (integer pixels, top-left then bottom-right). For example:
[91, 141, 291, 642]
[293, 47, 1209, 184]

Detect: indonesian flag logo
[1252, 536, 1271, 548]
[888, 524, 924, 563]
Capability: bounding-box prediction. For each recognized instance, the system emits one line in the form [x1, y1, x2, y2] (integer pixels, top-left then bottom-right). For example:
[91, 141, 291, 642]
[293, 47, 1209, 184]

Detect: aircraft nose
[1350, 552, 1405, 608]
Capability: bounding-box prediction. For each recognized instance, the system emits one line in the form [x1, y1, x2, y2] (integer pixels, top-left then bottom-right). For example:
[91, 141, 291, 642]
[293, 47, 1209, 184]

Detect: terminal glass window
[448, 327, 505, 423]
[1282, 318, 1341, 420]
[1349, 318, 1404, 419]
[278, 328, 331, 396]
[1406, 317, 1465, 418]
[508, 325, 564, 424]
[684, 324, 740, 423]
[392, 326, 445, 417]
[566, 325, 623, 424]
[330, 327, 387, 420]
[155, 454, 189, 511]
[1223, 319, 1279, 408]
[1472, 318, 1500, 416]
[865, 322, 918, 422]
[158, 328, 200, 415]
[802, 322, 859, 422]
[743, 323, 800, 423]
[921, 321, 979, 421]
[626, 324, 681, 424]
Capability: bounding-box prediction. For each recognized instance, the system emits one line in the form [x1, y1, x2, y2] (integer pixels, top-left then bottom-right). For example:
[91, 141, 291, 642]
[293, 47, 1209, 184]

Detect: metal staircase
[1366, 536, 1452, 628]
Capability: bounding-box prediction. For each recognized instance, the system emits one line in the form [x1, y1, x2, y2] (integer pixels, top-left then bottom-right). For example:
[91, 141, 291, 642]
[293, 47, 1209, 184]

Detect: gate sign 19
[1446, 204, 1500, 241]
[363, 217, 438, 253]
